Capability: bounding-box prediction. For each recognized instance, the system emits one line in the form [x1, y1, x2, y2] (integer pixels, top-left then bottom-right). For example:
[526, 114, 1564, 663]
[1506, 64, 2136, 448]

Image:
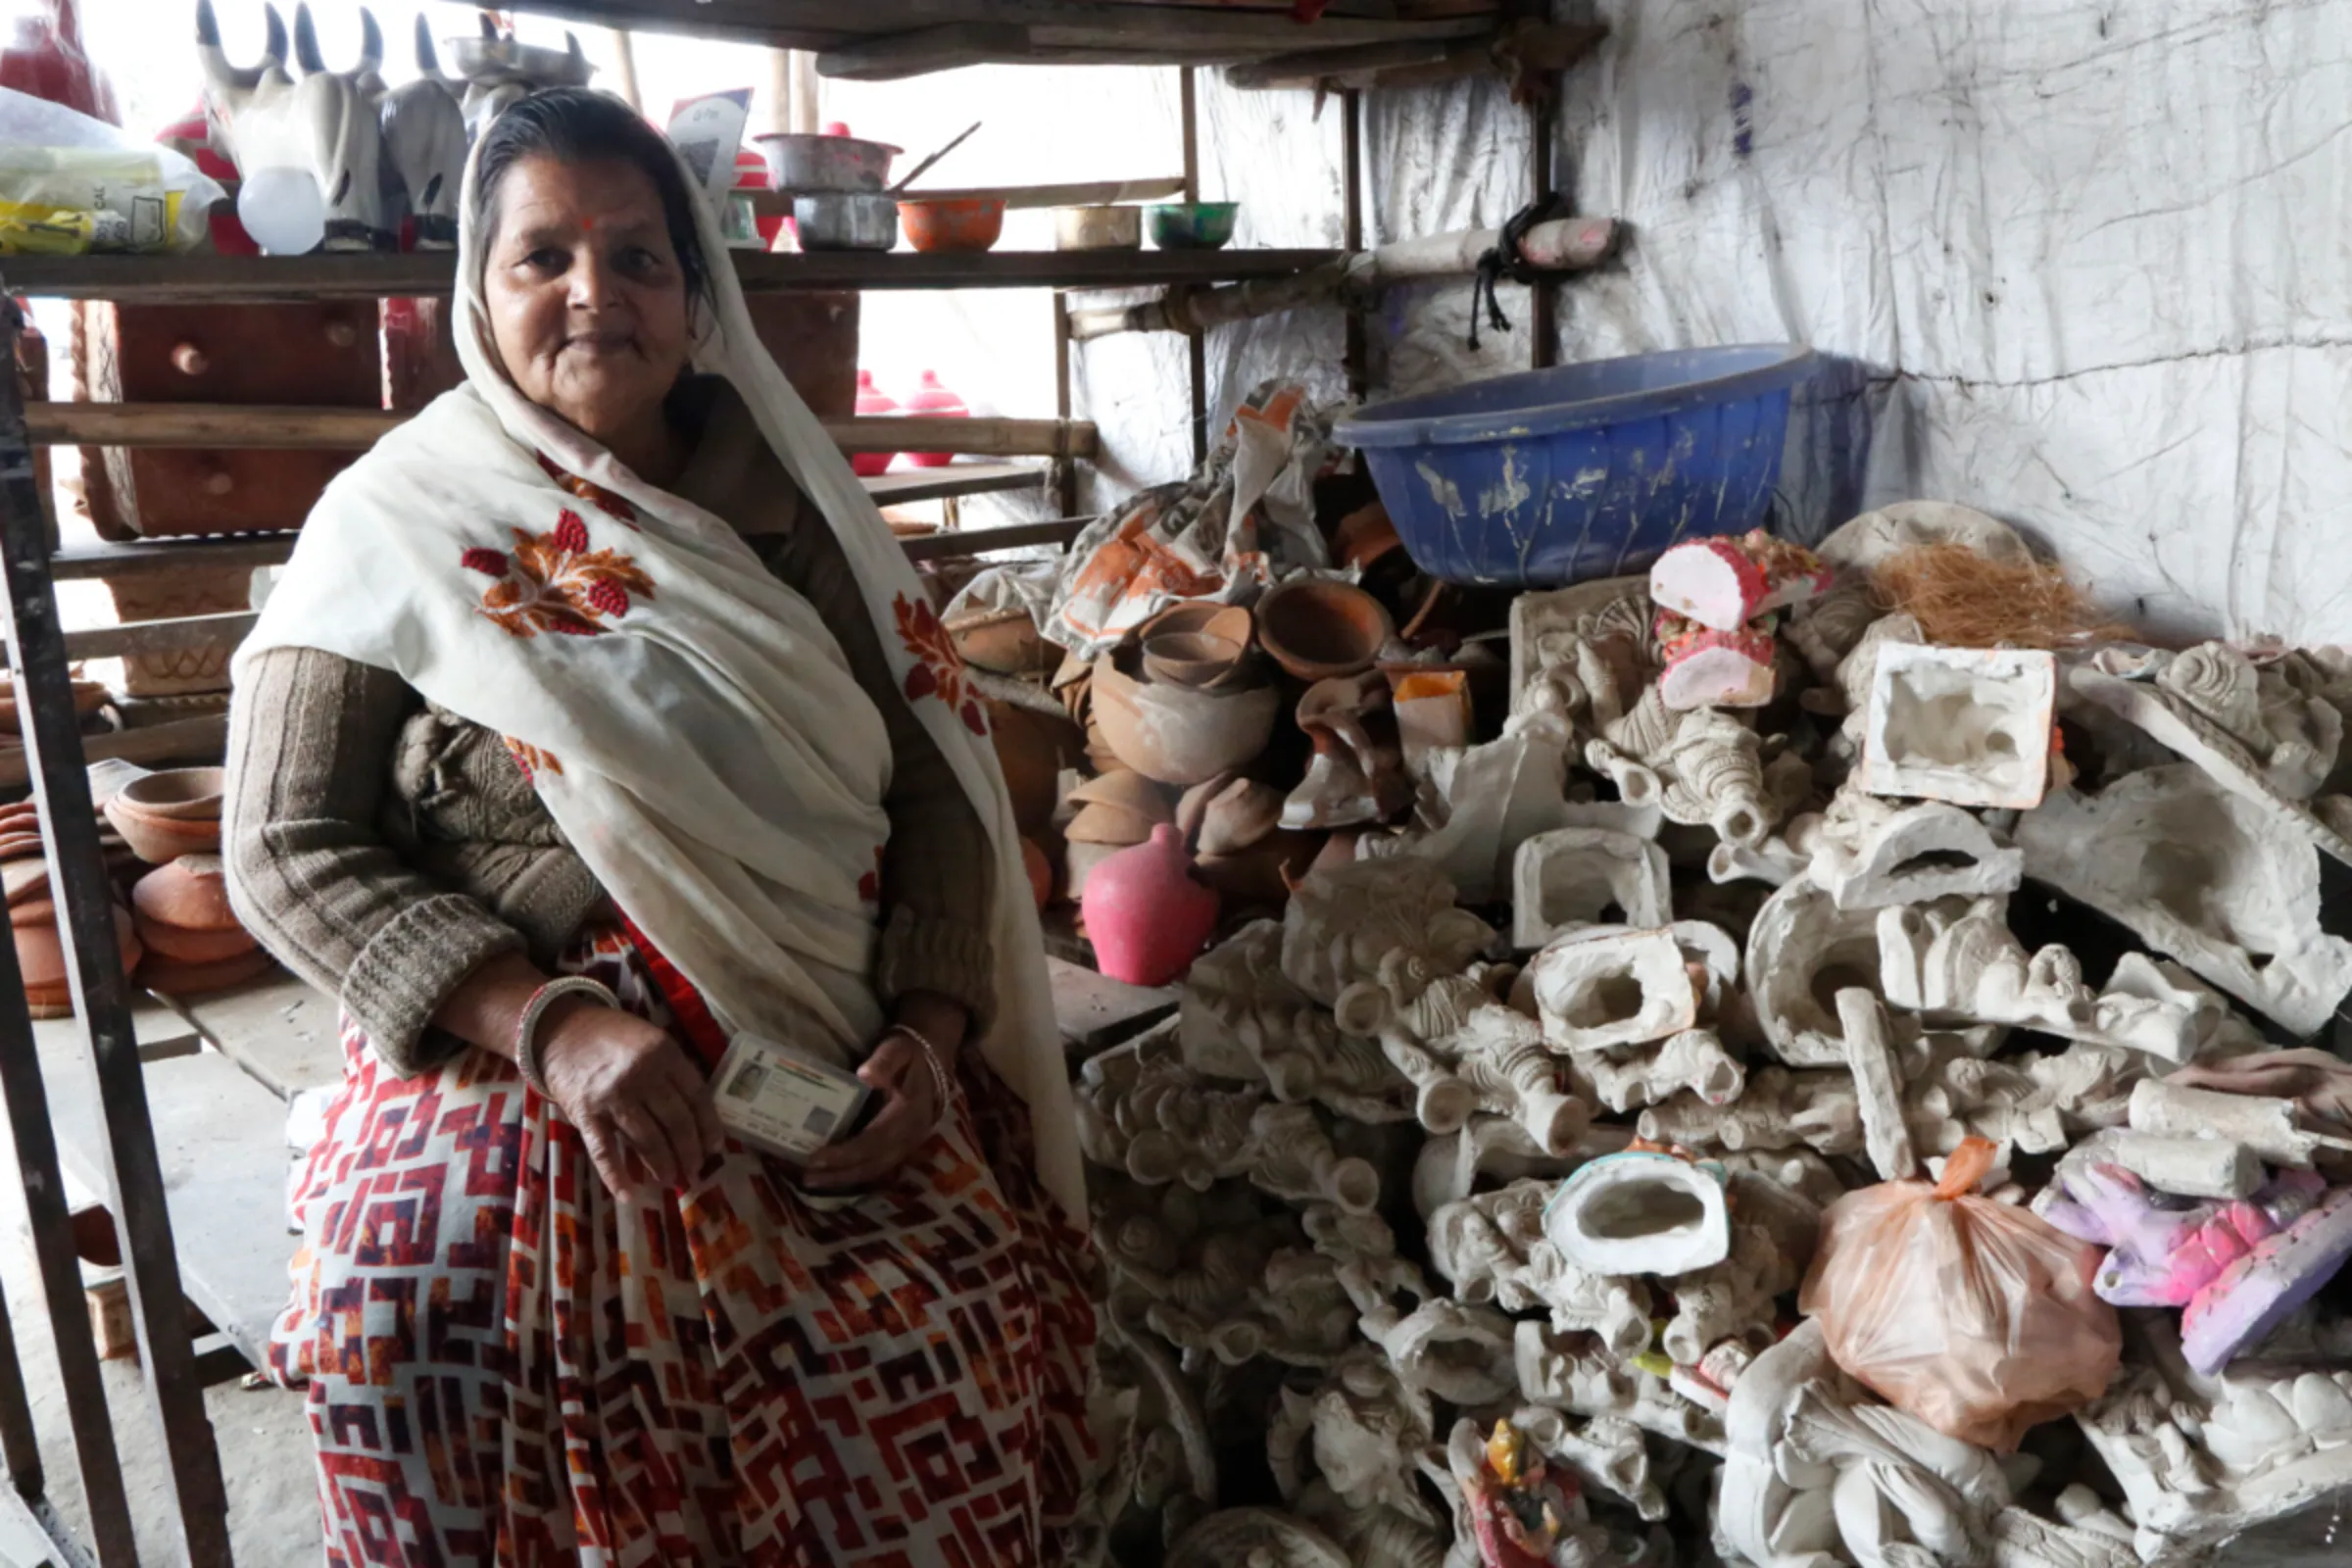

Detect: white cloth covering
[235, 127, 1083, 1224]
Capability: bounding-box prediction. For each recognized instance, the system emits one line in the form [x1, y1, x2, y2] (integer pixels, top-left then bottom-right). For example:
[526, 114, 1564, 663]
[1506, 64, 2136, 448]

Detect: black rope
[1469, 190, 1573, 352]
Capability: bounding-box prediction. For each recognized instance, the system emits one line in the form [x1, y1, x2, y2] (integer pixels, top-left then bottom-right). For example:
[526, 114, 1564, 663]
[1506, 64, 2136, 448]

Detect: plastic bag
[0, 86, 220, 253]
[1796, 1137, 2121, 1451]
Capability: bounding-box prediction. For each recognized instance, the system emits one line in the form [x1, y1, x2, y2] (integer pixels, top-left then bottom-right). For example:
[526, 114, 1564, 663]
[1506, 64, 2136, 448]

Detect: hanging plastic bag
[0, 86, 222, 254]
[1796, 1137, 2121, 1452]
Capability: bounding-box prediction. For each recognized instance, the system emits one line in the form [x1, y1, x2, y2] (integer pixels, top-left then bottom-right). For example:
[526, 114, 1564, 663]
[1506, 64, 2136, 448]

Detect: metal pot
[1053, 204, 1143, 251]
[755, 132, 900, 192]
[793, 192, 899, 252]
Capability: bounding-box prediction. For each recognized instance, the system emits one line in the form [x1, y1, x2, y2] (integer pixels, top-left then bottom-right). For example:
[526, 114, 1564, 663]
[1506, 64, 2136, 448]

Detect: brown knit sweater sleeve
[223, 646, 526, 1074]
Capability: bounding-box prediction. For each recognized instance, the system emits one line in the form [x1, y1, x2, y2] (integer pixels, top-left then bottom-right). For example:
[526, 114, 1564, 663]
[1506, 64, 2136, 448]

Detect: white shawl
[235, 134, 1083, 1224]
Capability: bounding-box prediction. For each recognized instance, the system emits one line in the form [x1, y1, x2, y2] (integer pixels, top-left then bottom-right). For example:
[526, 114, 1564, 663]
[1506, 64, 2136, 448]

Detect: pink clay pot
[1079, 822, 1218, 987]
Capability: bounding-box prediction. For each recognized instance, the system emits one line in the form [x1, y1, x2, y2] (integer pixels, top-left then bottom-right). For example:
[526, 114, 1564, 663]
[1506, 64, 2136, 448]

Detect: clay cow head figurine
[445, 16, 593, 145]
[196, 0, 393, 252]
[377, 15, 465, 248]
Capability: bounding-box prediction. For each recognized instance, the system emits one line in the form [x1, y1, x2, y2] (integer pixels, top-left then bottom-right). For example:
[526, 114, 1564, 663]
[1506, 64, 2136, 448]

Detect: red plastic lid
[824, 122, 852, 137]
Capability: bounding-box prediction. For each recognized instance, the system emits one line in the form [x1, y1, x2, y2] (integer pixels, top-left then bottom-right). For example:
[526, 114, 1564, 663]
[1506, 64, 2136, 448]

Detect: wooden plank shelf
[25, 403, 1095, 459]
[0, 247, 1341, 304]
[864, 462, 1047, 506]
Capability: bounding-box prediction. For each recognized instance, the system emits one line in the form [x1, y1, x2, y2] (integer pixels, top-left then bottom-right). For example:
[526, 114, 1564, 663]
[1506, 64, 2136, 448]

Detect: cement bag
[1796, 1137, 2120, 1451]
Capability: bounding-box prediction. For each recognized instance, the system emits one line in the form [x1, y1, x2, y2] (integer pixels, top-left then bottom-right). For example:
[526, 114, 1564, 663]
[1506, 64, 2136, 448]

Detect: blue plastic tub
[1332, 344, 1817, 586]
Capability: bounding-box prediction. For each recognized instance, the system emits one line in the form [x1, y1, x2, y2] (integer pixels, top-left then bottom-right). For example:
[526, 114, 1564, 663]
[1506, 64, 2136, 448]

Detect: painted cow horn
[292, 2, 322, 73]
[196, 0, 287, 91]
[413, 12, 440, 77]
[355, 8, 382, 75]
[478, 12, 497, 38]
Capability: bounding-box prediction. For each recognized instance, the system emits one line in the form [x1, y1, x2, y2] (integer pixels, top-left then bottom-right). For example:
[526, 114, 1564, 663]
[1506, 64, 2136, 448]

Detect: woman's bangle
[514, 975, 619, 1096]
[890, 1024, 955, 1124]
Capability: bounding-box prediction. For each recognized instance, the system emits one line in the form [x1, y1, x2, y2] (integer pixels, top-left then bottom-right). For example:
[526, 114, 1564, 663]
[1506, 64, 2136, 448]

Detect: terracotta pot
[1332, 502, 1402, 572]
[1142, 631, 1245, 690]
[898, 197, 1005, 253]
[1079, 823, 1219, 987]
[110, 766, 225, 821]
[985, 700, 1085, 837]
[130, 855, 239, 932]
[0, 831, 42, 861]
[12, 900, 139, 992]
[1062, 838, 1124, 905]
[1091, 653, 1279, 788]
[948, 607, 1056, 676]
[133, 911, 257, 964]
[1065, 801, 1160, 847]
[4, 858, 49, 907]
[1019, 837, 1053, 911]
[1067, 769, 1173, 821]
[103, 798, 222, 864]
[1143, 601, 1252, 650]
[1195, 830, 1321, 905]
[1255, 579, 1395, 683]
[134, 945, 274, 998]
[22, 981, 73, 1020]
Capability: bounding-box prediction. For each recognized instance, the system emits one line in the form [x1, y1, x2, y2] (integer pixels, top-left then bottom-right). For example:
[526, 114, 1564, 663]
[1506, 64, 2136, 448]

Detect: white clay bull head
[196, 0, 392, 252]
[448, 15, 593, 144]
[378, 15, 465, 249]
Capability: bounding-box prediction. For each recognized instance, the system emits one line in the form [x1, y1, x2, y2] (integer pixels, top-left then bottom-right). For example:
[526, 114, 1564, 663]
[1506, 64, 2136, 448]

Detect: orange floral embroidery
[535, 452, 639, 524]
[502, 737, 563, 780]
[463, 509, 655, 639]
[891, 593, 987, 735]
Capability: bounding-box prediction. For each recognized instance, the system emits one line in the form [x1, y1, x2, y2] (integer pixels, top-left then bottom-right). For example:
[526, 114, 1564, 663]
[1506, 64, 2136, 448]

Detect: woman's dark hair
[472, 86, 711, 310]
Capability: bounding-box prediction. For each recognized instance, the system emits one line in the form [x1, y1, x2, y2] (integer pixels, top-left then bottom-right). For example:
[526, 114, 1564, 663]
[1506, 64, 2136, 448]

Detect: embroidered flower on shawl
[535, 451, 639, 524]
[502, 737, 564, 780]
[464, 509, 656, 639]
[858, 845, 884, 905]
[891, 593, 987, 736]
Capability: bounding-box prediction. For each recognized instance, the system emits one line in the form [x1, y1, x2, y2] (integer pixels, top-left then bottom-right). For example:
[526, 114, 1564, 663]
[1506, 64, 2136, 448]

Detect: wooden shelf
[863, 462, 1047, 506]
[0, 247, 1342, 304]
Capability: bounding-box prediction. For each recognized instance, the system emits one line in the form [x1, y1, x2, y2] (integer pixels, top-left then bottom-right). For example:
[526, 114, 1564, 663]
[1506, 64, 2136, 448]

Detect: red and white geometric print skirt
[266, 923, 1099, 1567]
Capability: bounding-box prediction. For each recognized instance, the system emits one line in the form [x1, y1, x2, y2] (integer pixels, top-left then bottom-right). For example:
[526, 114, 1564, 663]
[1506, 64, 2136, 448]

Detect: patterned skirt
[267, 924, 1097, 1567]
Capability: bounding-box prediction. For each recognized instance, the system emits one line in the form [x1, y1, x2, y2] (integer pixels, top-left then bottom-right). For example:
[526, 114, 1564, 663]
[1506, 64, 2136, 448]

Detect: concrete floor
[0, 1078, 319, 1566]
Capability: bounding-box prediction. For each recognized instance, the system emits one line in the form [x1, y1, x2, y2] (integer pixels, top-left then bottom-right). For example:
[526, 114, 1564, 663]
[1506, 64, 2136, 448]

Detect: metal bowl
[793, 192, 899, 252]
[1054, 205, 1143, 251]
[755, 132, 901, 193]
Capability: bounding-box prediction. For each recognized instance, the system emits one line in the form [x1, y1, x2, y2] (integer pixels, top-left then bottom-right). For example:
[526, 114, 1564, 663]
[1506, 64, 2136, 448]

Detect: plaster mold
[1661, 1191, 1816, 1365]
[1747, 875, 1889, 1067]
[1075, 1025, 1381, 1213]
[1541, 1151, 1731, 1278]
[1510, 828, 1672, 950]
[1568, 1027, 1745, 1114]
[2109, 1132, 2264, 1200]
[1803, 791, 2022, 910]
[1716, 1318, 2016, 1568]
[1356, 1294, 1519, 1409]
[1877, 897, 2210, 1060]
[1863, 643, 2058, 809]
[2075, 1319, 2352, 1555]
[1786, 574, 1884, 680]
[1838, 987, 1918, 1181]
[1505, 1406, 1667, 1521]
[1587, 685, 1776, 846]
[1366, 730, 1578, 904]
[1526, 927, 1697, 1053]
[1271, 1348, 1436, 1525]
[1281, 858, 1494, 1011]
[1820, 612, 1923, 754]
[2069, 661, 2352, 866]
[1640, 1065, 1863, 1157]
[1816, 500, 2034, 573]
[1428, 1180, 1654, 1357]
[1504, 575, 1653, 741]
[1178, 921, 1414, 1122]
[2129, 1078, 2352, 1168]
[2017, 765, 2352, 1034]
[1408, 1115, 1617, 1220]
[1707, 835, 1809, 888]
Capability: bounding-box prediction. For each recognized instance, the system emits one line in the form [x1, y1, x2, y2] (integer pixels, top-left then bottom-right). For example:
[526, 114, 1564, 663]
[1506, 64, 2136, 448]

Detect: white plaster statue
[377, 18, 466, 249]
[1364, 730, 1580, 905]
[1819, 611, 1923, 758]
[1797, 789, 2023, 910]
[1163, 1507, 1353, 1568]
[2016, 763, 2352, 1035]
[1179, 920, 1415, 1122]
[1410, 1114, 1623, 1220]
[1270, 1348, 1436, 1525]
[1587, 684, 1778, 847]
[1640, 1065, 1864, 1158]
[1428, 1179, 1654, 1357]
[1505, 575, 1653, 742]
[1566, 1027, 1746, 1114]
[1787, 574, 1884, 681]
[1091, 1322, 1219, 1551]
[1514, 1320, 1725, 1453]
[1281, 858, 1494, 1010]
[1659, 1182, 1817, 1365]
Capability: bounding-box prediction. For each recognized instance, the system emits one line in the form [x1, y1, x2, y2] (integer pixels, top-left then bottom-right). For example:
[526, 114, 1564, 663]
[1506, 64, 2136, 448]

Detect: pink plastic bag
[1796, 1138, 2122, 1451]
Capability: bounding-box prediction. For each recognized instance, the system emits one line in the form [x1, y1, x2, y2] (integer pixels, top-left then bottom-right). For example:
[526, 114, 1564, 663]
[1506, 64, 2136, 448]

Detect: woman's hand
[536, 997, 723, 1198]
[800, 1028, 948, 1193]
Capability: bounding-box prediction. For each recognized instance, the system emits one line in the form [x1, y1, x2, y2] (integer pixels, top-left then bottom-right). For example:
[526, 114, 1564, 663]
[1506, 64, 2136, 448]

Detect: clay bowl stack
[1091, 606, 1281, 792]
[2, 796, 144, 1018]
[102, 766, 225, 865]
[1062, 769, 1176, 905]
[129, 855, 272, 997]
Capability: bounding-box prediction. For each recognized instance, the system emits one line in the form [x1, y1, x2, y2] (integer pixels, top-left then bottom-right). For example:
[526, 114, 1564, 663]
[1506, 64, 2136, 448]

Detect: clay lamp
[1254, 579, 1396, 684]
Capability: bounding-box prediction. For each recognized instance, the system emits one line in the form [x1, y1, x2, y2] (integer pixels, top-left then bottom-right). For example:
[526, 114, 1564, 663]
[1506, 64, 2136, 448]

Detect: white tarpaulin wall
[855, 0, 2350, 647]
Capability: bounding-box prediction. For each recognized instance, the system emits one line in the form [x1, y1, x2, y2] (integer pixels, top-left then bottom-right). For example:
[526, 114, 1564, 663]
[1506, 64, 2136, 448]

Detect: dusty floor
[0, 1086, 319, 1566]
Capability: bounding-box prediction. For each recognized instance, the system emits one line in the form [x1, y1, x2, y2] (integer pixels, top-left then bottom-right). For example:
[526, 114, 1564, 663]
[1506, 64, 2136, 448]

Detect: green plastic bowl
[1147, 201, 1239, 251]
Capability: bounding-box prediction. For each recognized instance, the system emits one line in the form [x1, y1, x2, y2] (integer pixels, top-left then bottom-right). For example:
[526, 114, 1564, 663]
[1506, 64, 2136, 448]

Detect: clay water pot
[1020, 837, 1054, 911]
[1255, 579, 1395, 683]
[131, 856, 239, 931]
[1091, 654, 1279, 788]
[949, 607, 1055, 676]
[1079, 824, 1219, 987]
[1142, 631, 1245, 690]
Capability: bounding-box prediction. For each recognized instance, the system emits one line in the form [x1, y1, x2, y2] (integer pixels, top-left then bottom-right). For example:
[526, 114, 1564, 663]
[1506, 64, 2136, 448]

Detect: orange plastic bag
[1795, 1138, 2121, 1451]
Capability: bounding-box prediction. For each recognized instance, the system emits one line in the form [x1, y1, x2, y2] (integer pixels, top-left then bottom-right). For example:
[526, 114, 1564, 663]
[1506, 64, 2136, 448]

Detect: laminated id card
[711, 1033, 872, 1162]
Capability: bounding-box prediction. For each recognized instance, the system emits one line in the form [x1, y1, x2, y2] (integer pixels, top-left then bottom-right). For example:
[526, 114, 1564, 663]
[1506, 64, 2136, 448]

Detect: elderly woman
[225, 89, 1092, 1565]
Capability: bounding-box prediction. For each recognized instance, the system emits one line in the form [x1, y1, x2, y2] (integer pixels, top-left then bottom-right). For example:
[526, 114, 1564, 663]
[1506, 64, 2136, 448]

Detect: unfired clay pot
[1079, 823, 1219, 986]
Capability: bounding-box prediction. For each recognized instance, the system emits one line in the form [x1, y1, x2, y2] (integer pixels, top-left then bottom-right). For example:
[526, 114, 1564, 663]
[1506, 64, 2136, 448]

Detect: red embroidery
[891, 593, 987, 736]
[535, 451, 640, 524]
[501, 737, 564, 780]
[857, 845, 884, 905]
[468, 509, 656, 639]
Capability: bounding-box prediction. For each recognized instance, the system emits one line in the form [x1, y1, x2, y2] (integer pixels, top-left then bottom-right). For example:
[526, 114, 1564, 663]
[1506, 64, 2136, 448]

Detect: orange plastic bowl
[898, 197, 1006, 253]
